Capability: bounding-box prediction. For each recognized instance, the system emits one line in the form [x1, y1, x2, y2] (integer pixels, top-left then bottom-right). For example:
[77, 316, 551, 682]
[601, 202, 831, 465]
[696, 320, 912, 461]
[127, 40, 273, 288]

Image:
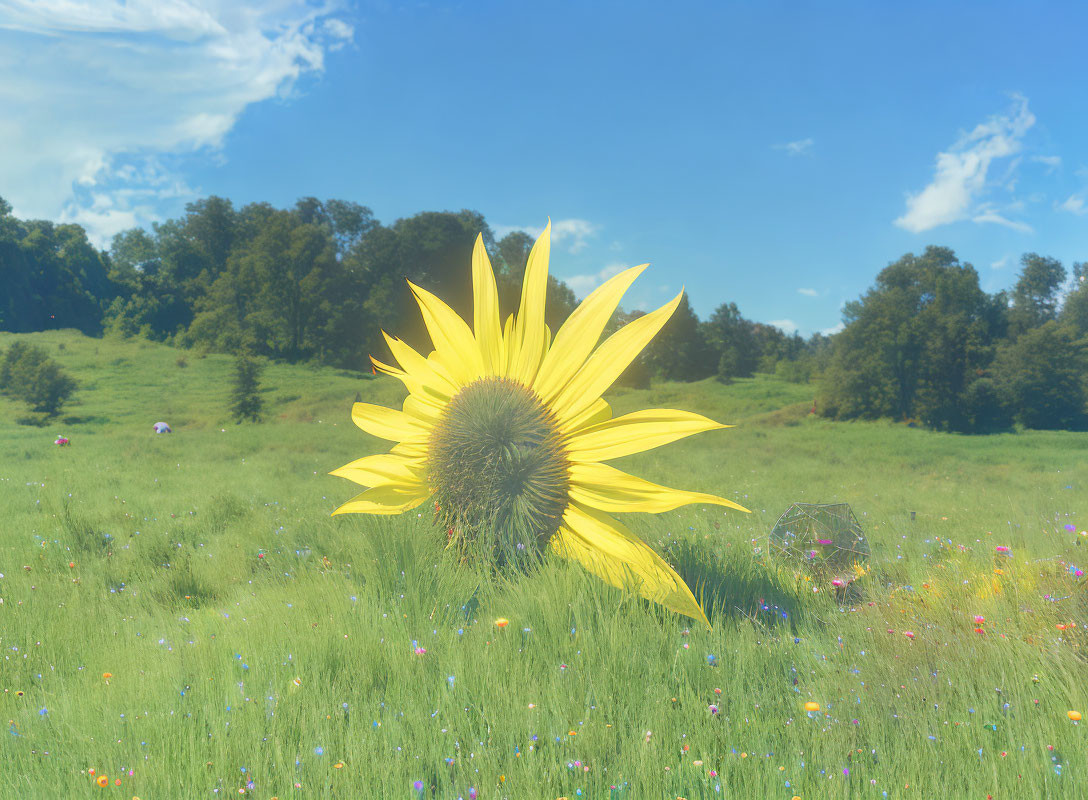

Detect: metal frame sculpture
[770, 502, 870, 582]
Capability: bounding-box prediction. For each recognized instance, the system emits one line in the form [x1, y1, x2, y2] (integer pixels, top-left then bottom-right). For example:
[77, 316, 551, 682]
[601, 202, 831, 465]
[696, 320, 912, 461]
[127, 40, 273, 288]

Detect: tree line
[0, 194, 825, 385]
[817, 247, 1088, 432]
[1, 194, 1085, 430]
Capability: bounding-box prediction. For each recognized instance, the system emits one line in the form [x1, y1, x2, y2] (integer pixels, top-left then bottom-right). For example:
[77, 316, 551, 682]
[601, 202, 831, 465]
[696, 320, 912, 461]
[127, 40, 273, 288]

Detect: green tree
[0, 216, 113, 335]
[0, 342, 77, 416]
[294, 197, 377, 259]
[24, 359, 78, 415]
[817, 247, 1004, 429]
[1061, 262, 1088, 338]
[1009, 253, 1066, 336]
[0, 341, 38, 393]
[642, 294, 714, 381]
[186, 210, 340, 361]
[497, 231, 534, 285]
[959, 377, 1015, 433]
[992, 321, 1087, 430]
[230, 351, 265, 423]
[705, 302, 759, 382]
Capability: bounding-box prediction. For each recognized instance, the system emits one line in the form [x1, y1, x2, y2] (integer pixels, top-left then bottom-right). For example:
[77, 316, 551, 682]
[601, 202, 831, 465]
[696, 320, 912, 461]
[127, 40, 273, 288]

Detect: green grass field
[2, 329, 1087, 799]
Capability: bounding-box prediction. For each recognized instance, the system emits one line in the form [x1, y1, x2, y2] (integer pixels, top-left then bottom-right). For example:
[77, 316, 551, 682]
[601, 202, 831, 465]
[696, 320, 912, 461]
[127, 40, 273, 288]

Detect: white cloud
[768, 319, 799, 334]
[561, 263, 627, 298]
[821, 321, 845, 336]
[797, 287, 818, 297]
[894, 94, 1035, 233]
[990, 255, 1010, 269]
[773, 138, 814, 156]
[323, 17, 354, 50]
[494, 218, 600, 254]
[1059, 193, 1087, 216]
[1031, 155, 1061, 174]
[971, 206, 1034, 234]
[0, 0, 353, 247]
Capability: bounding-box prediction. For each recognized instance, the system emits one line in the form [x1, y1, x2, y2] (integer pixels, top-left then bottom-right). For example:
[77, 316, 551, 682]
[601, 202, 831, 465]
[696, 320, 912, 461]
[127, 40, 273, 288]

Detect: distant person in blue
[153, 422, 172, 434]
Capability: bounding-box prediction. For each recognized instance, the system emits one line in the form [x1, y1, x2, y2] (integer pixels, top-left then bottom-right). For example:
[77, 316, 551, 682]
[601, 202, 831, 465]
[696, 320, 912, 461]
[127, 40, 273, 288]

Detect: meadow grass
[1, 329, 1087, 799]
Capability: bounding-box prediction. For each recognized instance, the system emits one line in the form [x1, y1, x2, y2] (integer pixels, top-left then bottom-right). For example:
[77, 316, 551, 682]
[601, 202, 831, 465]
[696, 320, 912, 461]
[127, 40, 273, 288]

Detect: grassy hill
[2, 329, 1087, 798]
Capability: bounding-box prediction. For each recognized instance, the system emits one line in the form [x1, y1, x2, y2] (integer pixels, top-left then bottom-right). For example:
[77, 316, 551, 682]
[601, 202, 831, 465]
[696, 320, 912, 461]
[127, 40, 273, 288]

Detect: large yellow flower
[330, 221, 749, 628]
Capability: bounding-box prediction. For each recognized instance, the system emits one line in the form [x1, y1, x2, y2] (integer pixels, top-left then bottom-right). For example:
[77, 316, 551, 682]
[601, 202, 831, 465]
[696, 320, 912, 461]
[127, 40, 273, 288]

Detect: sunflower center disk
[426, 377, 570, 557]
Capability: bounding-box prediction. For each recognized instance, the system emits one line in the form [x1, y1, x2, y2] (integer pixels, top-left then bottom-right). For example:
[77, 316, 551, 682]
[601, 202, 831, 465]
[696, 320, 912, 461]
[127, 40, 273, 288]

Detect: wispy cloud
[0, 0, 353, 247]
[773, 138, 814, 156]
[990, 255, 1011, 269]
[561, 263, 627, 298]
[972, 206, 1034, 233]
[1031, 154, 1061, 174]
[797, 287, 819, 297]
[768, 319, 799, 334]
[493, 219, 600, 254]
[821, 321, 845, 336]
[1058, 193, 1087, 216]
[893, 94, 1035, 234]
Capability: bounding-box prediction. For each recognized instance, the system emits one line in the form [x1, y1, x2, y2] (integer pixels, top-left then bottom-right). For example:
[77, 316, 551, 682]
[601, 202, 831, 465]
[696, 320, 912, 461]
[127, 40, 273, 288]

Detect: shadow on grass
[664, 538, 807, 630]
[60, 414, 109, 425]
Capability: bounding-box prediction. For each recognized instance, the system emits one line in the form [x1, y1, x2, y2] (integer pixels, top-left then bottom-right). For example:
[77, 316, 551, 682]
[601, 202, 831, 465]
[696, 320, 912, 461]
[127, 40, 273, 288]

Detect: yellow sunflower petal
[331, 483, 431, 516]
[407, 280, 483, 386]
[383, 332, 458, 398]
[501, 313, 515, 375]
[391, 441, 428, 459]
[371, 354, 441, 403]
[329, 453, 424, 487]
[352, 402, 432, 443]
[533, 264, 648, 403]
[403, 393, 445, 422]
[369, 354, 407, 381]
[568, 462, 750, 514]
[551, 290, 685, 424]
[551, 502, 711, 629]
[508, 221, 550, 385]
[557, 397, 612, 436]
[565, 408, 728, 462]
[471, 234, 503, 375]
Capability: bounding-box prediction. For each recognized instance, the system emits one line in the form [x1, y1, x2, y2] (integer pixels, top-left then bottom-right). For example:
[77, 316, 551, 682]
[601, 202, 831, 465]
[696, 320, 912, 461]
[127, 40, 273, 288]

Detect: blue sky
[1, 1, 1086, 336]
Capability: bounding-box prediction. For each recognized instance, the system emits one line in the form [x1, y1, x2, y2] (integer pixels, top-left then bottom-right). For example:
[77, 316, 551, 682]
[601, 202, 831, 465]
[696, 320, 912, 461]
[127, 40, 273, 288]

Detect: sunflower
[330, 221, 749, 627]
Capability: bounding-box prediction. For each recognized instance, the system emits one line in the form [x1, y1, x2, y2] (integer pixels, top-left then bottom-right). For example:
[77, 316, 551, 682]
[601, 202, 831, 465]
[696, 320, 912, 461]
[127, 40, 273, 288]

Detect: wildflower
[495, 618, 509, 628]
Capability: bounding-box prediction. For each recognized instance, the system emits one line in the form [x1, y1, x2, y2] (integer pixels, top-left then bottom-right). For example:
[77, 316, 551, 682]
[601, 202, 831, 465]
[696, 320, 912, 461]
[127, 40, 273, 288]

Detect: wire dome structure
[769, 502, 870, 581]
